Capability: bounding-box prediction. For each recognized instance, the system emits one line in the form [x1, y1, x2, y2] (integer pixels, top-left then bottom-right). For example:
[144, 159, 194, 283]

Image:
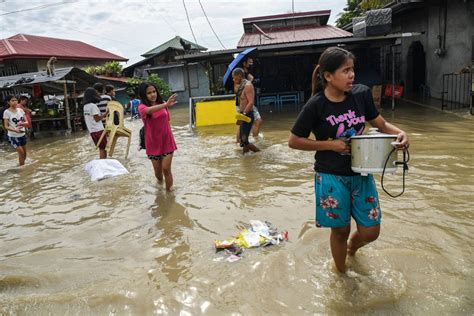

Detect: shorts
[253, 106, 261, 121]
[8, 135, 27, 149]
[148, 151, 174, 160]
[315, 172, 381, 228]
[239, 111, 254, 147]
[90, 131, 107, 150]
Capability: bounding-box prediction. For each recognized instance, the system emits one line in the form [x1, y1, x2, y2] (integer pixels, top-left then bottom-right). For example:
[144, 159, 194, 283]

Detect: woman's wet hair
[82, 87, 101, 105]
[311, 47, 355, 96]
[138, 82, 163, 107]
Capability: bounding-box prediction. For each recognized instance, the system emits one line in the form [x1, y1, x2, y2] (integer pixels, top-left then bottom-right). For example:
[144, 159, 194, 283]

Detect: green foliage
[84, 61, 123, 76]
[84, 65, 104, 75]
[360, 0, 391, 10]
[103, 61, 123, 75]
[336, 0, 391, 28]
[125, 74, 171, 99]
[336, 0, 363, 28]
[147, 74, 172, 98]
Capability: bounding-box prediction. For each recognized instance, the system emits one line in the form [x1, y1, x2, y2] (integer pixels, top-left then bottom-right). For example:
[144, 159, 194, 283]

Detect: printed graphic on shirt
[326, 109, 365, 139]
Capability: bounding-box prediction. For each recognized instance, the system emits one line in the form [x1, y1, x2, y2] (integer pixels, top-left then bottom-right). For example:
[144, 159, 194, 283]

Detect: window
[168, 67, 184, 92]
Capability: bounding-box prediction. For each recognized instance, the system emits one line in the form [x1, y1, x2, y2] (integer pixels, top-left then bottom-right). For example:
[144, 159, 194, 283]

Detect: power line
[0, 1, 76, 16]
[145, 0, 178, 35]
[198, 0, 226, 49]
[182, 0, 198, 45]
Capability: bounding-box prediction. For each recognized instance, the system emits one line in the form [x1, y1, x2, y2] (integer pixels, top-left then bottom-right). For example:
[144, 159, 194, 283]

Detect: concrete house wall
[394, 1, 473, 98]
[147, 63, 210, 103]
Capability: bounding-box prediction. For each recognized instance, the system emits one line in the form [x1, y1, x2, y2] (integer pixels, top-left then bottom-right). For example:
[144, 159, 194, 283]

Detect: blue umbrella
[223, 47, 257, 91]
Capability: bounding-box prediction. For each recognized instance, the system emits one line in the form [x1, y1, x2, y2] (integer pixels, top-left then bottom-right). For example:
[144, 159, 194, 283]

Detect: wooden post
[73, 82, 78, 116]
[63, 82, 72, 131]
[392, 45, 395, 111]
[185, 62, 192, 100]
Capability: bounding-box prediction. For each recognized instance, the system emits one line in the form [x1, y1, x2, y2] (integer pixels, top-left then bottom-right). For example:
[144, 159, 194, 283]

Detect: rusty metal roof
[237, 25, 352, 48]
[242, 10, 331, 24]
[0, 34, 127, 62]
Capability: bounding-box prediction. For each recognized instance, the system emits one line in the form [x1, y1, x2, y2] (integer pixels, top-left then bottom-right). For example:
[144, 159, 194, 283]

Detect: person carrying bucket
[288, 47, 409, 274]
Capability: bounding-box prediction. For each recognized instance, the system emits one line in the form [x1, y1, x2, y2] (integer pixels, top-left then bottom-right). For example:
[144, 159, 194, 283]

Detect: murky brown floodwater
[0, 101, 473, 314]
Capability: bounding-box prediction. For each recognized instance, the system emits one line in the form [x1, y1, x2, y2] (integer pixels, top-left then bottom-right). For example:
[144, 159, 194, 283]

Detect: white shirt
[83, 103, 104, 133]
[3, 108, 26, 137]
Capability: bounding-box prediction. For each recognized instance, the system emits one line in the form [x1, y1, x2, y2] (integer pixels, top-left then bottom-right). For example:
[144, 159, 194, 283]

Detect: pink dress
[138, 104, 177, 156]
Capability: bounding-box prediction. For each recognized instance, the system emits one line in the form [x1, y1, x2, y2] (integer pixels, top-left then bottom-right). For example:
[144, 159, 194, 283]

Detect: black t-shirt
[291, 84, 379, 176]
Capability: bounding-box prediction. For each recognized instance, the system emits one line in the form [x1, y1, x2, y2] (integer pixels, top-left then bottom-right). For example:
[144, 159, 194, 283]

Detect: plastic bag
[84, 159, 129, 181]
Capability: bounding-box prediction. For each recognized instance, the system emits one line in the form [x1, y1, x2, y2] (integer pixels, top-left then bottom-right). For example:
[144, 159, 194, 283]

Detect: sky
[0, 0, 348, 65]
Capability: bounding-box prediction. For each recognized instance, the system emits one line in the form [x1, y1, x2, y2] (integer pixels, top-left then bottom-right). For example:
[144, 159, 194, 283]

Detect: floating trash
[214, 220, 288, 262]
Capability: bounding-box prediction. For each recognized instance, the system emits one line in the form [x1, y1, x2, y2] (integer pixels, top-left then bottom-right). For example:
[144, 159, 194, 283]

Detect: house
[237, 10, 352, 48]
[342, 0, 474, 109]
[0, 34, 128, 77]
[178, 10, 393, 103]
[122, 36, 208, 103]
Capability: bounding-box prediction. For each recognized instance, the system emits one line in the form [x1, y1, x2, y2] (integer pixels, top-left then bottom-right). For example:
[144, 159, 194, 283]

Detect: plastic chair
[97, 101, 132, 159]
[257, 95, 278, 112]
[279, 93, 299, 111]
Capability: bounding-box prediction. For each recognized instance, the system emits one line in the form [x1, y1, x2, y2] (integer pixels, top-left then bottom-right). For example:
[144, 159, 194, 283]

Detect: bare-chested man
[232, 68, 260, 153]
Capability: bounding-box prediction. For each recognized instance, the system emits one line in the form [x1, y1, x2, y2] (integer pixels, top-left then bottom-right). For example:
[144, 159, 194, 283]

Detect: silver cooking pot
[350, 128, 401, 176]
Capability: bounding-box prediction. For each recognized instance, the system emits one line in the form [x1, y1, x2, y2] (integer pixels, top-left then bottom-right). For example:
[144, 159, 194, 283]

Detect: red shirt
[138, 104, 177, 156]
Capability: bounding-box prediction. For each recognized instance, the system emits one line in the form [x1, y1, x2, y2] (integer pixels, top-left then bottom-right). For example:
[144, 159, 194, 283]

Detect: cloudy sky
[0, 0, 347, 65]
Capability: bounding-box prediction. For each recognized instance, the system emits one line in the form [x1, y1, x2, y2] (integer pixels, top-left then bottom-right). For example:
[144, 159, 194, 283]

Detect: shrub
[125, 74, 171, 99]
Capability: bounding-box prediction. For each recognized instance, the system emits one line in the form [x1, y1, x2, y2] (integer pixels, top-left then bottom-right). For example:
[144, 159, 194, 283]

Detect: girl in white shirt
[82, 87, 108, 159]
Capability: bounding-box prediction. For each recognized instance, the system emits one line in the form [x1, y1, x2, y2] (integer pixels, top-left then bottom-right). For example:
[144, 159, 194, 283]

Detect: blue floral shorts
[315, 172, 382, 228]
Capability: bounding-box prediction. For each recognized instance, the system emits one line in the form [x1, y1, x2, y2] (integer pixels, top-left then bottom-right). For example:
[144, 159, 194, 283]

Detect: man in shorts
[232, 68, 260, 153]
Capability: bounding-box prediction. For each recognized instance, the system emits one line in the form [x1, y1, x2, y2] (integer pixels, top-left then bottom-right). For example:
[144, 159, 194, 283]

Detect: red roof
[0, 34, 127, 62]
[237, 25, 352, 48]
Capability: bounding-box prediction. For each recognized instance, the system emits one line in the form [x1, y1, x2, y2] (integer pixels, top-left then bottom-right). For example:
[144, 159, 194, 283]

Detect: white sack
[84, 159, 129, 181]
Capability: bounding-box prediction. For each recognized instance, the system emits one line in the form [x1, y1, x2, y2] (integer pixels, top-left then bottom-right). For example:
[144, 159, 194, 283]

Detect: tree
[360, 0, 391, 10]
[336, 0, 392, 28]
[336, 0, 363, 28]
[126, 74, 171, 99]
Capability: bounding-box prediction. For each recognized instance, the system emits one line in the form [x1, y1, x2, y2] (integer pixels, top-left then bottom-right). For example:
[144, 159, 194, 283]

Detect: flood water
[0, 101, 473, 314]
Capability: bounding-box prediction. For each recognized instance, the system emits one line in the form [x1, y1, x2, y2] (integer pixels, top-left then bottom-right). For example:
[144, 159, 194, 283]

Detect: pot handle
[391, 141, 402, 147]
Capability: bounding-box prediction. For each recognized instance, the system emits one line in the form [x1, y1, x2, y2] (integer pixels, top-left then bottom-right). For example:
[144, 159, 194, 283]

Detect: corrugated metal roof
[0, 34, 127, 61]
[237, 25, 352, 48]
[0, 67, 99, 93]
[243, 10, 331, 24]
[178, 32, 420, 62]
[142, 36, 207, 57]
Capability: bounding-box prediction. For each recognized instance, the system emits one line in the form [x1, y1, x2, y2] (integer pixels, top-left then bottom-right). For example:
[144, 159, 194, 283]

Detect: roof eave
[0, 55, 128, 62]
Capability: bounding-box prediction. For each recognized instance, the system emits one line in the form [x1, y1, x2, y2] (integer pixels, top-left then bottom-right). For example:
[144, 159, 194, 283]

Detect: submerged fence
[441, 72, 472, 113]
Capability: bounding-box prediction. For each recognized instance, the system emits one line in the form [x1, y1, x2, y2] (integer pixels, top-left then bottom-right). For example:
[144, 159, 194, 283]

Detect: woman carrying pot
[288, 47, 409, 274]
